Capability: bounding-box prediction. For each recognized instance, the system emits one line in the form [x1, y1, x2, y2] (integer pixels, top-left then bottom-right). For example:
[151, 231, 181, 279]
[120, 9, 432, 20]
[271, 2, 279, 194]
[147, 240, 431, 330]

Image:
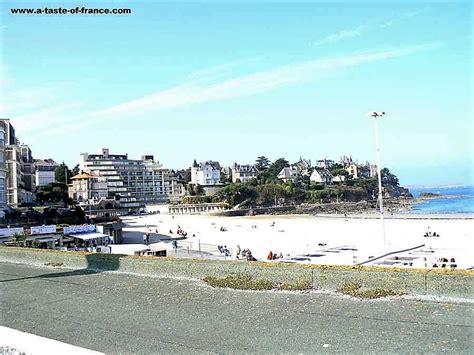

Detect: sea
[407, 185, 474, 214]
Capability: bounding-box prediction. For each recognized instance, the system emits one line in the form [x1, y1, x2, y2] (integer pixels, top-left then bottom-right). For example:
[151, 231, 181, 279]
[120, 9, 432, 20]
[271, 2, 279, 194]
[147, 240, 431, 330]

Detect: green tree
[220, 170, 232, 184]
[248, 177, 258, 186]
[213, 183, 257, 206]
[331, 168, 349, 177]
[186, 183, 205, 196]
[195, 184, 205, 195]
[381, 168, 399, 186]
[71, 164, 80, 176]
[354, 177, 378, 198]
[11, 232, 26, 247]
[256, 183, 286, 206]
[36, 182, 73, 205]
[261, 158, 289, 183]
[255, 156, 271, 171]
[329, 163, 344, 172]
[55, 162, 73, 184]
[187, 183, 196, 196]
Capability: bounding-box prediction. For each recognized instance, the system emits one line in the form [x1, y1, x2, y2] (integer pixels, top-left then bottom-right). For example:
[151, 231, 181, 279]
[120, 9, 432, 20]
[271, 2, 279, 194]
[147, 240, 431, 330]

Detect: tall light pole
[368, 111, 386, 249]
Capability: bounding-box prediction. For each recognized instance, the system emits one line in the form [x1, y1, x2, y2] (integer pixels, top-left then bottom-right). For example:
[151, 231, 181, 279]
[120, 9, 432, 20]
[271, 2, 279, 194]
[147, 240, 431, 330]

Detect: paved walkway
[0, 262, 472, 353]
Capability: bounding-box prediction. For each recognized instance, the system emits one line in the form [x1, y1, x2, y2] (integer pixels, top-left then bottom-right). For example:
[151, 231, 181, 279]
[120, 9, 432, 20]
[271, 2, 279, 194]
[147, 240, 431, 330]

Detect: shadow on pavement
[0, 253, 125, 283]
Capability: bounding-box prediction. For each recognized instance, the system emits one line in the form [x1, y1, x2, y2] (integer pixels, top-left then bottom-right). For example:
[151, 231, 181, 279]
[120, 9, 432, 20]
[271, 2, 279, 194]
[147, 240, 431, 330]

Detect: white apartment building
[34, 159, 58, 187]
[78, 148, 180, 210]
[0, 121, 7, 208]
[191, 160, 221, 185]
[1, 119, 36, 207]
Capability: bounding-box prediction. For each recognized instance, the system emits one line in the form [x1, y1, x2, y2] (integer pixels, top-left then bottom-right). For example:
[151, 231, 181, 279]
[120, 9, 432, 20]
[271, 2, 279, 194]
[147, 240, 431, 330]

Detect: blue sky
[1, 0, 472, 186]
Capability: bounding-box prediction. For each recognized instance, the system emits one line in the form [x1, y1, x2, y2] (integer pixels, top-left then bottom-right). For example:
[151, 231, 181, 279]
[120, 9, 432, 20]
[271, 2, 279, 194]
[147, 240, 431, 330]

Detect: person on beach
[267, 251, 273, 260]
[236, 245, 241, 259]
[143, 234, 147, 244]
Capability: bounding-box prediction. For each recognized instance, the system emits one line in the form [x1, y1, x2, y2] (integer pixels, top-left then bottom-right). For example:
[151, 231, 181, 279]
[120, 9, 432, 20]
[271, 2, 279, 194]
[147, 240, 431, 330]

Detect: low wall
[0, 247, 472, 299]
[215, 203, 371, 217]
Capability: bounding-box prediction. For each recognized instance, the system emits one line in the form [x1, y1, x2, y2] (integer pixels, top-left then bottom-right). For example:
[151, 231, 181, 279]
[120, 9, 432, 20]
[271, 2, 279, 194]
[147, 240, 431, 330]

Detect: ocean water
[408, 185, 474, 214]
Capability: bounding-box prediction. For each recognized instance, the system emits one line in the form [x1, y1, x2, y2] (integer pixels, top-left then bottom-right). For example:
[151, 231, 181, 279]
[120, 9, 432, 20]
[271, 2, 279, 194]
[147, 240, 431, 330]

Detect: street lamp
[367, 111, 386, 249]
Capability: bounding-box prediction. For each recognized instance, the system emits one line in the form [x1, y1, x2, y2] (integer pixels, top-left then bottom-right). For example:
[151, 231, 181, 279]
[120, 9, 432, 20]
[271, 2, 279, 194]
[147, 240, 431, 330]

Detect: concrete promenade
[1, 262, 472, 353]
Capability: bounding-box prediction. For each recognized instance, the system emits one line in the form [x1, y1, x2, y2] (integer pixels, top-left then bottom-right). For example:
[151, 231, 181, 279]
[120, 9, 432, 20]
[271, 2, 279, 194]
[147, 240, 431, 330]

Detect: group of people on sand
[177, 226, 188, 237]
[168, 225, 188, 237]
[432, 257, 456, 269]
[424, 227, 440, 238]
[267, 251, 283, 260]
[217, 245, 231, 256]
[235, 245, 257, 261]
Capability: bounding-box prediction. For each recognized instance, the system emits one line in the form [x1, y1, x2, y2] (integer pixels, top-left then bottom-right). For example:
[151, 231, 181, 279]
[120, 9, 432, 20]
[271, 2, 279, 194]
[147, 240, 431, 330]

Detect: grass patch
[203, 273, 313, 291]
[278, 279, 312, 291]
[204, 273, 274, 290]
[337, 282, 406, 299]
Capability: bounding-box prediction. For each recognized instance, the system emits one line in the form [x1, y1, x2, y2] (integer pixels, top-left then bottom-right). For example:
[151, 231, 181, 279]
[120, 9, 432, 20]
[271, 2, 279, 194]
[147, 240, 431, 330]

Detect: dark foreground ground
[0, 262, 472, 354]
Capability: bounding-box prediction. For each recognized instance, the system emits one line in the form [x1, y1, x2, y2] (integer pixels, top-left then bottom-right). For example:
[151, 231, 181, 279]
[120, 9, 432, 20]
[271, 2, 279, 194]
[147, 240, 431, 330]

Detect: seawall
[1, 246, 472, 299]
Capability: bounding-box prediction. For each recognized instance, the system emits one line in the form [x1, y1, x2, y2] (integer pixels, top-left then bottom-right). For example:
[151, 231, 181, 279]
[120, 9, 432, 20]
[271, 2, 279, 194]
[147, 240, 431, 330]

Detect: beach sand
[122, 207, 473, 268]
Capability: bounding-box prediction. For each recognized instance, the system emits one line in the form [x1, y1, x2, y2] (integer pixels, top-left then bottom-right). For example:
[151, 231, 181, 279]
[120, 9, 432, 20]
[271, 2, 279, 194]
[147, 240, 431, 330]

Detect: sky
[0, 0, 472, 187]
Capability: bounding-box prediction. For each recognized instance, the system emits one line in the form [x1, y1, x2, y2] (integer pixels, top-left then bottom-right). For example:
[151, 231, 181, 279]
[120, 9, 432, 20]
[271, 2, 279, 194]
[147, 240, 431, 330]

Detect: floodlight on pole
[367, 111, 386, 249]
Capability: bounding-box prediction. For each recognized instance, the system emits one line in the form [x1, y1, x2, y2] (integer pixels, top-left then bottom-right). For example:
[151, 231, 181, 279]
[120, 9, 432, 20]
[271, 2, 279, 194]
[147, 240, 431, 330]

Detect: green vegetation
[278, 279, 312, 291]
[186, 183, 205, 196]
[55, 162, 79, 184]
[204, 273, 274, 290]
[212, 178, 382, 207]
[255, 156, 271, 171]
[203, 273, 312, 291]
[258, 158, 289, 183]
[381, 168, 399, 186]
[36, 182, 74, 205]
[181, 195, 212, 204]
[11, 233, 26, 247]
[182, 156, 402, 207]
[212, 183, 257, 206]
[337, 282, 406, 299]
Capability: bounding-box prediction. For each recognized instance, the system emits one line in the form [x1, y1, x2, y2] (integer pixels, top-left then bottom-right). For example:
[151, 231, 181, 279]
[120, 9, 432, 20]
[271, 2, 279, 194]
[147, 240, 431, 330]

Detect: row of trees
[208, 156, 401, 207]
[181, 155, 399, 204]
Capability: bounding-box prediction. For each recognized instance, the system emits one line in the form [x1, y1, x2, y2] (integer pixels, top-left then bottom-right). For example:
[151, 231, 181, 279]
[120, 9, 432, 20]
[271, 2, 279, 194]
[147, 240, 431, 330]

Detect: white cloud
[314, 8, 428, 46]
[314, 25, 367, 46]
[3, 41, 439, 139]
[93, 43, 439, 120]
[381, 8, 429, 28]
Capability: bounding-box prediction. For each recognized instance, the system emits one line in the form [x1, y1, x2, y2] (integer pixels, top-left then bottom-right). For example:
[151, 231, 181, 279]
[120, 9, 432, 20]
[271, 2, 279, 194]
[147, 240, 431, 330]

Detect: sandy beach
[121, 206, 473, 269]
